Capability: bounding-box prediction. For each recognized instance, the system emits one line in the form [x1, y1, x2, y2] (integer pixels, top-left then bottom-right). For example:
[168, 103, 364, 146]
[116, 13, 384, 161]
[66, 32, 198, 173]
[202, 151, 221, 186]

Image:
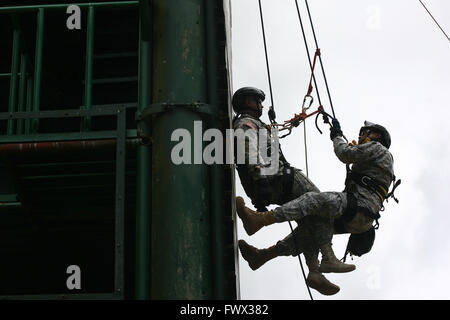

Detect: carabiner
[302, 94, 314, 111]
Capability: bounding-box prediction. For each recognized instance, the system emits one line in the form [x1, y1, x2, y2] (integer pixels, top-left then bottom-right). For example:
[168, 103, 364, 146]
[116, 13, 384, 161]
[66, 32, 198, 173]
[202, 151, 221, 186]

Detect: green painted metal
[140, 102, 218, 118]
[17, 54, 28, 134]
[150, 0, 211, 299]
[0, 130, 137, 143]
[114, 106, 127, 297]
[0, 194, 19, 202]
[82, 6, 95, 131]
[0, 0, 235, 300]
[8, 28, 21, 135]
[25, 75, 33, 134]
[0, 1, 138, 12]
[0, 106, 138, 144]
[0, 103, 137, 120]
[204, 0, 226, 300]
[0, 73, 23, 78]
[21, 172, 117, 180]
[135, 0, 152, 300]
[32, 8, 44, 133]
[17, 160, 117, 168]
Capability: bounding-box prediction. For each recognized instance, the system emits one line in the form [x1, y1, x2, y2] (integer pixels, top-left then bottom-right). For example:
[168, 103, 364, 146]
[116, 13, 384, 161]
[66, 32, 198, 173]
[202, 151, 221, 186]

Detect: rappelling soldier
[235, 88, 398, 294]
[232, 87, 359, 295]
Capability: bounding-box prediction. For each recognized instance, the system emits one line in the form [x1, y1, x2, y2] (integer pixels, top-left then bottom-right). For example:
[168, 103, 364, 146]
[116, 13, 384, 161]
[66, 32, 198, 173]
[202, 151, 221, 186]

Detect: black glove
[268, 106, 276, 123]
[330, 118, 343, 140]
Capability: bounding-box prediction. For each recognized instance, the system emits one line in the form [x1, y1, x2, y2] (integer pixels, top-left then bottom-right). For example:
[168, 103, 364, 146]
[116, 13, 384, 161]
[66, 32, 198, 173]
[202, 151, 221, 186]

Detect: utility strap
[306, 48, 321, 96]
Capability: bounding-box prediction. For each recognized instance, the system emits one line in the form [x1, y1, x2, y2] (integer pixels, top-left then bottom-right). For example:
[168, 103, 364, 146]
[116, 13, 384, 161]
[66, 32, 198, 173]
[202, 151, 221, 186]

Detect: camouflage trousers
[273, 169, 347, 258]
[274, 192, 348, 257]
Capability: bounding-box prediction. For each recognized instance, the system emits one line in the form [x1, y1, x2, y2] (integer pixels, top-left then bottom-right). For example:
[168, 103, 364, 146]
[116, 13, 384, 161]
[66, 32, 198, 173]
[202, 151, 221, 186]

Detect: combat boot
[319, 242, 356, 273]
[305, 253, 340, 296]
[238, 240, 279, 270]
[236, 197, 277, 235]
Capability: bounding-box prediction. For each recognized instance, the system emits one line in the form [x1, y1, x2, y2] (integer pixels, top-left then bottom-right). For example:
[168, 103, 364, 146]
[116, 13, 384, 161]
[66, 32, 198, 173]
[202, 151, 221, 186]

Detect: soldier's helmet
[360, 120, 391, 149]
[232, 87, 265, 114]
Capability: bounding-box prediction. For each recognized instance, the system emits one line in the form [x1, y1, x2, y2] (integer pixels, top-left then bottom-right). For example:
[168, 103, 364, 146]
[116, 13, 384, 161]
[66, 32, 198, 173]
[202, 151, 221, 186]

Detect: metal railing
[0, 1, 139, 300]
[0, 1, 139, 135]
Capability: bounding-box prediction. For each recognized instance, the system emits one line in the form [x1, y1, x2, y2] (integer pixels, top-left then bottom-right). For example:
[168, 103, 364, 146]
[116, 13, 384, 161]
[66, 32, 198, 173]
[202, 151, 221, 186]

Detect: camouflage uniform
[273, 135, 395, 257]
[233, 113, 328, 254]
[233, 113, 319, 206]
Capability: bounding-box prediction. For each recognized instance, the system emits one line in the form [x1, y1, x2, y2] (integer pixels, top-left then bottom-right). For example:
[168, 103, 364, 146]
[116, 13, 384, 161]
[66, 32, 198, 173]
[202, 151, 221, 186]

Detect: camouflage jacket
[233, 113, 290, 203]
[332, 136, 395, 214]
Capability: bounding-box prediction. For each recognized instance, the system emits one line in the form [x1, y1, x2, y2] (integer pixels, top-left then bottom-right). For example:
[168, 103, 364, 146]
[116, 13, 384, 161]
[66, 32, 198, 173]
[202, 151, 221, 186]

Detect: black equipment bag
[342, 227, 376, 262]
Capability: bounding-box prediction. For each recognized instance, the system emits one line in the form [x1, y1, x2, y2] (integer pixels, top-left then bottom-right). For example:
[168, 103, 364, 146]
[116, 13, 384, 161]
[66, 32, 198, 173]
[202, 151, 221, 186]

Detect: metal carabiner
[301, 94, 314, 111]
[279, 126, 293, 139]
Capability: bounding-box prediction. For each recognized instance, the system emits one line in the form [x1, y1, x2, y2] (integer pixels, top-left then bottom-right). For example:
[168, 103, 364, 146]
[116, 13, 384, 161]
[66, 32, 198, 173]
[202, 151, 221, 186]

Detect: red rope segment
[306, 48, 321, 96]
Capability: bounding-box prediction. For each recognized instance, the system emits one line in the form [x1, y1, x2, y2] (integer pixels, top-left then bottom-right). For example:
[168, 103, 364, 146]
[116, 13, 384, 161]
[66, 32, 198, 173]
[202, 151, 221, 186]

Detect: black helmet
[232, 87, 265, 114]
[360, 120, 391, 149]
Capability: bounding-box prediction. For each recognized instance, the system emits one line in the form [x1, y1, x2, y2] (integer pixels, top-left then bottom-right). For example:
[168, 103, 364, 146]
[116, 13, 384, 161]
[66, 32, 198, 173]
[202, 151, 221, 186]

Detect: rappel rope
[258, 0, 277, 125]
[303, 0, 336, 119]
[418, 0, 450, 42]
[257, 0, 344, 300]
[257, 0, 305, 302]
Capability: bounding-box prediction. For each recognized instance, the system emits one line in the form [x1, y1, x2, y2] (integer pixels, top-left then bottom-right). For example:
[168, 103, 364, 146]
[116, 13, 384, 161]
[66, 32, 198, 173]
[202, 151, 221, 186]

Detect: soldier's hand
[330, 118, 343, 140]
[332, 118, 341, 130]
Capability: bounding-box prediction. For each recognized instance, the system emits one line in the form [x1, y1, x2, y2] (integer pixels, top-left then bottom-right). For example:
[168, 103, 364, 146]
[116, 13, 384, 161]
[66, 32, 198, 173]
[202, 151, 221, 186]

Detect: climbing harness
[339, 165, 402, 262]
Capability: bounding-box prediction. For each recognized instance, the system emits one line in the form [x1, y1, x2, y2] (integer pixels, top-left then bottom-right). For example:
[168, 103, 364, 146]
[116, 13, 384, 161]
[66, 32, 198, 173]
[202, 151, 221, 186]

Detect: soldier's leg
[291, 168, 320, 197]
[236, 192, 344, 235]
[273, 194, 355, 273]
[274, 191, 347, 222]
[236, 193, 355, 273]
[271, 219, 341, 296]
[238, 221, 316, 270]
[310, 216, 356, 273]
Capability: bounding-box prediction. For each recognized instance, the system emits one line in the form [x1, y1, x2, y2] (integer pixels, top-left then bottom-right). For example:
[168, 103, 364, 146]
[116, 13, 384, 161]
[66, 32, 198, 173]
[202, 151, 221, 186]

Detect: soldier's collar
[240, 112, 260, 119]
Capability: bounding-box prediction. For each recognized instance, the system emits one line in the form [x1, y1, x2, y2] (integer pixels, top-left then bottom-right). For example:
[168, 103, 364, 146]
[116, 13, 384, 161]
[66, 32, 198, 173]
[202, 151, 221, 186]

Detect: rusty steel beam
[0, 138, 141, 158]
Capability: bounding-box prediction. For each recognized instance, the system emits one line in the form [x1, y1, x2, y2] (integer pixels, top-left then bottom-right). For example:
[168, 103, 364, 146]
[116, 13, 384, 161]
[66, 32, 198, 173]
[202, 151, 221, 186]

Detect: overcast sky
[230, 0, 450, 300]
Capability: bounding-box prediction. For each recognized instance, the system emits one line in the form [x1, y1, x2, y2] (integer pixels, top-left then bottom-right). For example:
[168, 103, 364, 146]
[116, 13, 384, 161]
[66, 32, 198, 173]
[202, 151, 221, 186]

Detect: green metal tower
[0, 0, 237, 300]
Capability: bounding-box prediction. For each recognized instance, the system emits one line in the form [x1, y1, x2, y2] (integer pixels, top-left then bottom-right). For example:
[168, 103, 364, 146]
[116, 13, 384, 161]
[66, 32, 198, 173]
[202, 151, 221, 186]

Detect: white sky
[230, 0, 450, 300]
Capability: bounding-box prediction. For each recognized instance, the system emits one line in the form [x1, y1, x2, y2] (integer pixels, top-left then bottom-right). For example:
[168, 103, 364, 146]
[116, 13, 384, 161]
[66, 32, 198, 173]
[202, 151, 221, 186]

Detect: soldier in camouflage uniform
[235, 89, 395, 295]
[232, 87, 359, 295]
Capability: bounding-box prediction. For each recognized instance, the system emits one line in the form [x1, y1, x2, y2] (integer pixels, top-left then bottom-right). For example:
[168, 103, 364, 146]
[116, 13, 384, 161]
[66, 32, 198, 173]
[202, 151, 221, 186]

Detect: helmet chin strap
[352, 137, 371, 145]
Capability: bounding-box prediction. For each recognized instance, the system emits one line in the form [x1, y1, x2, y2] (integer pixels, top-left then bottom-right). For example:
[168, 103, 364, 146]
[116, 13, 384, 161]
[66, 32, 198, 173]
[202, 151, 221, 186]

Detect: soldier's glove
[268, 106, 276, 123]
[330, 118, 343, 140]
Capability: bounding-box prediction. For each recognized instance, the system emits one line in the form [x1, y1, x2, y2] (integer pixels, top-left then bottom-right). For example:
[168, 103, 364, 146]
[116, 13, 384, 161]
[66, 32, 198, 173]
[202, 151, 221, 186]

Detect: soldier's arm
[332, 136, 383, 164]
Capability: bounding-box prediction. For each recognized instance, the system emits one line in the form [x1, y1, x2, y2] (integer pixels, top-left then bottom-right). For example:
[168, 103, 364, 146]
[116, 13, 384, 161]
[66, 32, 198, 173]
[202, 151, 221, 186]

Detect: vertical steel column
[151, 0, 211, 299]
[8, 27, 21, 135]
[32, 8, 44, 133]
[25, 76, 33, 134]
[82, 6, 95, 131]
[17, 53, 28, 134]
[114, 105, 126, 297]
[204, 0, 226, 299]
[135, 0, 152, 300]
